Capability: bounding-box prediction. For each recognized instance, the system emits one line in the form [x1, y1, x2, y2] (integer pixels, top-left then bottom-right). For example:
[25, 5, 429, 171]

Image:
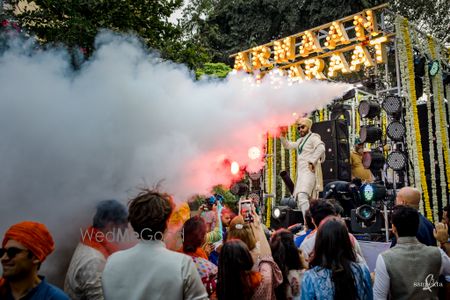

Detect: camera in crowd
[200, 194, 224, 211]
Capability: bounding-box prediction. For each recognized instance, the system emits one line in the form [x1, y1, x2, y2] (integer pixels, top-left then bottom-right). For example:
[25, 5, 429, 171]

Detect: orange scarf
[184, 247, 208, 260]
[247, 271, 262, 289]
[80, 226, 120, 258]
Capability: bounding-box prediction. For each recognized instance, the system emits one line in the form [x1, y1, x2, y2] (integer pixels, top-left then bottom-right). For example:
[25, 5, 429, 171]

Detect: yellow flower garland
[398, 17, 432, 220]
[290, 124, 297, 181]
[410, 26, 440, 222]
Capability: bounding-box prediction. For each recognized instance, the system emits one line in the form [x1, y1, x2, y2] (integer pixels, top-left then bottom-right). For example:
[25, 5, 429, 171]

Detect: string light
[274, 37, 295, 63]
[251, 46, 271, 69]
[304, 58, 326, 80]
[325, 21, 350, 49]
[369, 36, 388, 63]
[328, 53, 351, 77]
[353, 10, 378, 41]
[288, 64, 306, 82]
[233, 52, 252, 72]
[350, 45, 375, 71]
[299, 31, 322, 57]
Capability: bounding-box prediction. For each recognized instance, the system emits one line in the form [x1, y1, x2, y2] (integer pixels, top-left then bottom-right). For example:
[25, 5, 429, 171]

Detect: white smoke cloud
[0, 32, 352, 283]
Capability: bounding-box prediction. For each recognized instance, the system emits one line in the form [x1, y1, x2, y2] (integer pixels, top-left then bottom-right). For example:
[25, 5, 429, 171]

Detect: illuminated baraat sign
[232, 4, 391, 80]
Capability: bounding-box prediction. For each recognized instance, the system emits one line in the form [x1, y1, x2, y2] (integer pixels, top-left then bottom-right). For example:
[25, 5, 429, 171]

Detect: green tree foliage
[389, 0, 450, 44]
[188, 184, 237, 212]
[195, 62, 232, 79]
[182, 0, 449, 64]
[5, 0, 210, 68]
[212, 184, 237, 211]
[182, 0, 383, 64]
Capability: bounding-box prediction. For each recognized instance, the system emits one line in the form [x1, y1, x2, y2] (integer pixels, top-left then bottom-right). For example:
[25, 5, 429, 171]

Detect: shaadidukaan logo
[413, 274, 443, 292]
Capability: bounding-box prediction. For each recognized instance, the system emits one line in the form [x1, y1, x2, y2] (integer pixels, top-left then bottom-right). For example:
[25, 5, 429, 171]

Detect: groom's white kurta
[281, 132, 326, 199]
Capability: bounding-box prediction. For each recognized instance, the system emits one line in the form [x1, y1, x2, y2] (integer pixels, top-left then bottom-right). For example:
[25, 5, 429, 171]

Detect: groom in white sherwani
[280, 118, 326, 215]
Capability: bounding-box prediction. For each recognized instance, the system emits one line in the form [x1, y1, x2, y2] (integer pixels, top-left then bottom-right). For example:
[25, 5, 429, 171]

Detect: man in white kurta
[101, 189, 208, 300]
[281, 118, 326, 214]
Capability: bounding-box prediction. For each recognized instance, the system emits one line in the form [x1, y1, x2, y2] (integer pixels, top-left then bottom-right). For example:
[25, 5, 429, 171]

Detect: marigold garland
[411, 27, 440, 222]
[289, 124, 297, 182]
[396, 17, 432, 220]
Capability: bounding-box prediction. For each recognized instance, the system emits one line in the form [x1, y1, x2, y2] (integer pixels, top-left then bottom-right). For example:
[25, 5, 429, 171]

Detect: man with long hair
[300, 217, 372, 300]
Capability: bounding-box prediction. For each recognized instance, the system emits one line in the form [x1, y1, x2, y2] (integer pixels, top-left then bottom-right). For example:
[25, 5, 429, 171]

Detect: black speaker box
[312, 120, 350, 185]
[270, 208, 303, 230]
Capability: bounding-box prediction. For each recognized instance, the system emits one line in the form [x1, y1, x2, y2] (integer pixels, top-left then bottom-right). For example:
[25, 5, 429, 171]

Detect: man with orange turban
[0, 221, 69, 299]
[281, 117, 326, 215]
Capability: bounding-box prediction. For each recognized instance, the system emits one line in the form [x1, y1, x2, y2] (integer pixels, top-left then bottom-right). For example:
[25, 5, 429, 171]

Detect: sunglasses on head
[0, 247, 28, 259]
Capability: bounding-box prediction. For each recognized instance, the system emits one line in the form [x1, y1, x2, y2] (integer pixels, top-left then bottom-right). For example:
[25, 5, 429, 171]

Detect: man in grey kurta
[281, 118, 326, 214]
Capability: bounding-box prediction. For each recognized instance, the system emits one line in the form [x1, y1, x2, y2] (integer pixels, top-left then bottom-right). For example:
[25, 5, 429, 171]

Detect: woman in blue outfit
[300, 216, 372, 300]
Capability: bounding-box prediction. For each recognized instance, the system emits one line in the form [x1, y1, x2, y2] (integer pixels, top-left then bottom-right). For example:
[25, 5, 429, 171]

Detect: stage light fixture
[358, 100, 381, 119]
[279, 197, 297, 209]
[272, 206, 288, 219]
[350, 205, 383, 233]
[355, 204, 376, 221]
[360, 125, 382, 143]
[386, 151, 407, 171]
[360, 182, 387, 203]
[386, 121, 406, 141]
[271, 206, 303, 230]
[382, 95, 402, 115]
[362, 150, 385, 171]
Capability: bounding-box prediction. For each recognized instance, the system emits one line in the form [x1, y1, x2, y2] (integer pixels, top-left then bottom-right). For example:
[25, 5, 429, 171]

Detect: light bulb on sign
[231, 161, 240, 175]
[248, 147, 261, 160]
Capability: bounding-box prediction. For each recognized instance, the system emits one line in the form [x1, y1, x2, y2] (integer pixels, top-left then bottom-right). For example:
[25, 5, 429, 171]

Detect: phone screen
[240, 200, 254, 223]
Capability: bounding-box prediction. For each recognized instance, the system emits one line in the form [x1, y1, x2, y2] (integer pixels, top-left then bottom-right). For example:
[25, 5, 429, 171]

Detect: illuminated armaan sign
[232, 4, 391, 80]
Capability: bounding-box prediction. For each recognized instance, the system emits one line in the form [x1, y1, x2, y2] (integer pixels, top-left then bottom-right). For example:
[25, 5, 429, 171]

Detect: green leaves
[4, 0, 210, 68]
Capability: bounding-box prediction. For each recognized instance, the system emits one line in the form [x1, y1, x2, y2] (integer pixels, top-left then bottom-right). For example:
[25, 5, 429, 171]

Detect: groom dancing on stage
[281, 118, 326, 215]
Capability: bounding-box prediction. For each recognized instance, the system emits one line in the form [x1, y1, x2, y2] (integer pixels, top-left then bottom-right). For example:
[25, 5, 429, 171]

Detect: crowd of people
[1, 186, 450, 299]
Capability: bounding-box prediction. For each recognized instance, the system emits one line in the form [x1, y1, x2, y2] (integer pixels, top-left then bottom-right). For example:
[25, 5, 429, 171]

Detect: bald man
[391, 187, 436, 247]
[281, 118, 325, 215]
